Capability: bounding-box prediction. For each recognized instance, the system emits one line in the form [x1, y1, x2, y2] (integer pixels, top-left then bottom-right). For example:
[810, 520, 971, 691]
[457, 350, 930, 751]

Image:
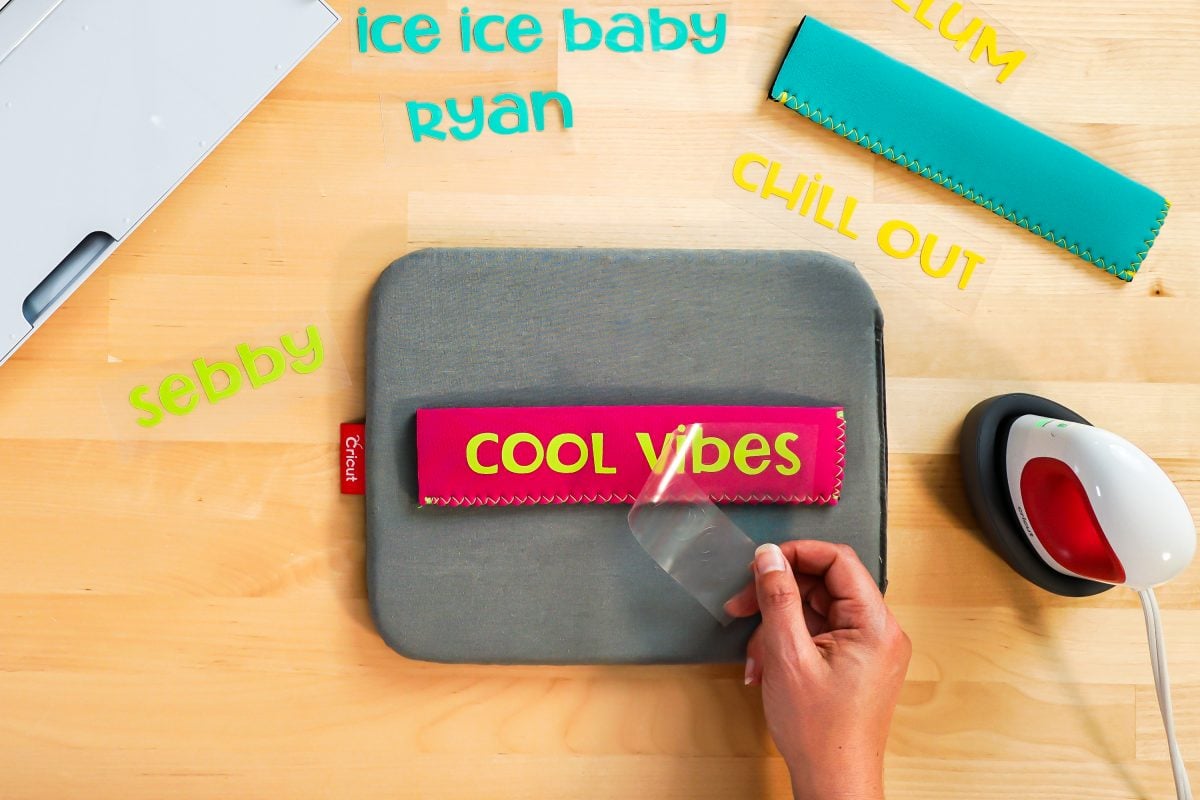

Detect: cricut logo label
[127, 325, 325, 428]
[340, 423, 366, 495]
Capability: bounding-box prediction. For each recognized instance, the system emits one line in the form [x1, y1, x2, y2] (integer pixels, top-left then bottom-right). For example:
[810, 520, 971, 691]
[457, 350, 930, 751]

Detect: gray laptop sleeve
[366, 249, 887, 664]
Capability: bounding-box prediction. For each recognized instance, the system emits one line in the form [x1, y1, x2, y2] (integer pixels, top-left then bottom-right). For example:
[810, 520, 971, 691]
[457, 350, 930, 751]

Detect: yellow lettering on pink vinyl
[733, 434, 771, 475]
[692, 429, 732, 474]
[546, 433, 589, 474]
[591, 432, 616, 474]
[501, 433, 544, 474]
[466, 432, 499, 474]
[774, 432, 803, 476]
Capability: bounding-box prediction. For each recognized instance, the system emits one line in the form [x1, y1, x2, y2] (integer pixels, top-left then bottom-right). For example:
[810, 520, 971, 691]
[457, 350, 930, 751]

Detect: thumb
[753, 543, 817, 662]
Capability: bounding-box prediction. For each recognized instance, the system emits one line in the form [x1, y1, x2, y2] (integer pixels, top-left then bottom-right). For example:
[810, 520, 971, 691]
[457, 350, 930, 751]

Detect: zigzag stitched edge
[772, 90, 1170, 282]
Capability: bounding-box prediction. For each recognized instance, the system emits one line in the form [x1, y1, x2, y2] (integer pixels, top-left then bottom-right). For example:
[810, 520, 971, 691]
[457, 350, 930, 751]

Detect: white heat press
[962, 394, 1197, 799]
[0, 0, 339, 366]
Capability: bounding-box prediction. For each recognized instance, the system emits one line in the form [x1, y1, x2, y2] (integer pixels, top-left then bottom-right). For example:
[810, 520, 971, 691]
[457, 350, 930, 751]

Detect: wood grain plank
[1, 0, 1198, 797]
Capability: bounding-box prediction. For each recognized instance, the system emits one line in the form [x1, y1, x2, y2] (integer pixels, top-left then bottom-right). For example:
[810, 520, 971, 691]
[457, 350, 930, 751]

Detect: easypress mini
[962, 393, 1196, 799]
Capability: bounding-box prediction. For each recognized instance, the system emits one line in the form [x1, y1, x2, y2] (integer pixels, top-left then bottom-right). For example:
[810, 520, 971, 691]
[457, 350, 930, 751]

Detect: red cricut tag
[340, 422, 366, 495]
[416, 406, 845, 507]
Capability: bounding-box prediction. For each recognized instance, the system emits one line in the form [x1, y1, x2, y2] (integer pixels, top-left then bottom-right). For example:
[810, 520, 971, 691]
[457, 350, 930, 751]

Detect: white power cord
[1139, 588, 1193, 800]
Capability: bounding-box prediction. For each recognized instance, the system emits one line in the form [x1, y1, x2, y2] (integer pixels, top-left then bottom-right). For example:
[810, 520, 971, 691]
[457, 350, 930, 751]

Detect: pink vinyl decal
[416, 406, 845, 507]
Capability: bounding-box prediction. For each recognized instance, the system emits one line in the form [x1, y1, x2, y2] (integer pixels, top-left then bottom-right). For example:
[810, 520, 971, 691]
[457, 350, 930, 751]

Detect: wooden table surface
[1, 1, 1198, 797]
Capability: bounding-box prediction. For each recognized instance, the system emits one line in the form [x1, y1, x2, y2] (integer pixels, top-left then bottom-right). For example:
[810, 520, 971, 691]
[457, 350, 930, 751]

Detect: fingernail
[744, 657, 757, 686]
[755, 543, 787, 575]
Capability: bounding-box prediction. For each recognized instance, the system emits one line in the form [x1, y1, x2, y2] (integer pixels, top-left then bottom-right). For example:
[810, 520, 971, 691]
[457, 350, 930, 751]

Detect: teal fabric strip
[770, 18, 1169, 281]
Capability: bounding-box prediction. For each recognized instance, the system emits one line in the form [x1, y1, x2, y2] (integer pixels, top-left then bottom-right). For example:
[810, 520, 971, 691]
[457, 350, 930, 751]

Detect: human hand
[723, 541, 911, 800]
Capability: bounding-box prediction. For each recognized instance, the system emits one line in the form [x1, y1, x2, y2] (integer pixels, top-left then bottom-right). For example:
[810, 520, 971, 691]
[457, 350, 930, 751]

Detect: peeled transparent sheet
[629, 476, 756, 626]
[628, 422, 825, 624]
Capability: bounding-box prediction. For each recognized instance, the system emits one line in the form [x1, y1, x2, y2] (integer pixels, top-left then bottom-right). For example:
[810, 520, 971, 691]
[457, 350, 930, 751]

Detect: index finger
[778, 540, 882, 604]
[779, 540, 887, 633]
[723, 540, 883, 619]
